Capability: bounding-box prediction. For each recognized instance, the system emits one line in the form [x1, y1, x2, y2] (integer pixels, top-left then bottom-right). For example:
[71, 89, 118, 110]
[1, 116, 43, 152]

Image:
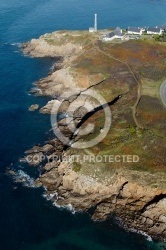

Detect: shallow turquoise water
[0, 0, 166, 249]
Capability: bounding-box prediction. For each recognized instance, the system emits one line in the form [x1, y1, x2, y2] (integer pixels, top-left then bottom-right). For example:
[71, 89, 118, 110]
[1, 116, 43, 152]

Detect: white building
[103, 27, 123, 41]
[89, 27, 95, 33]
[147, 27, 163, 35]
[127, 27, 144, 35]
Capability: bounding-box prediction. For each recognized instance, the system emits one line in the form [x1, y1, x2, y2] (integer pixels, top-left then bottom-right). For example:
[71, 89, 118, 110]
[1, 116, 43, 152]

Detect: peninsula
[21, 29, 166, 242]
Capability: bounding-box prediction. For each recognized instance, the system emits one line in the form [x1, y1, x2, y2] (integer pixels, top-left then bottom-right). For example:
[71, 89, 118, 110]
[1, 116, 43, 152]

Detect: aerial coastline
[17, 26, 166, 242]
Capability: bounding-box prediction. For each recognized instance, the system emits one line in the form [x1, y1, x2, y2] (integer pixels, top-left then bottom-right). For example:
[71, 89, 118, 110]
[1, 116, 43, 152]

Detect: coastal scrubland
[21, 30, 166, 241]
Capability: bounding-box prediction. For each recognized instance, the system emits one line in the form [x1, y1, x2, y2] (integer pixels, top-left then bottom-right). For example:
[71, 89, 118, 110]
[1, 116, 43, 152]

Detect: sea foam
[53, 201, 76, 214]
[130, 228, 153, 242]
[42, 192, 58, 201]
[14, 170, 35, 188]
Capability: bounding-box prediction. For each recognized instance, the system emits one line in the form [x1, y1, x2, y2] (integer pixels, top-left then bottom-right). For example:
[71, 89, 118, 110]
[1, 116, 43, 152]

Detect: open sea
[0, 0, 166, 249]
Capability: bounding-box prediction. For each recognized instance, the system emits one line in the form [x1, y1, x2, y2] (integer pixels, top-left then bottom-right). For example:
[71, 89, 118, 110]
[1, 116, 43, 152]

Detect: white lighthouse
[94, 13, 97, 31]
[89, 14, 98, 33]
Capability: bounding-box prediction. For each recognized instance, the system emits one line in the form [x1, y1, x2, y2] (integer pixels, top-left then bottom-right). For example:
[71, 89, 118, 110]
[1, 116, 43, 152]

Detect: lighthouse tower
[89, 14, 98, 33]
[94, 14, 97, 31]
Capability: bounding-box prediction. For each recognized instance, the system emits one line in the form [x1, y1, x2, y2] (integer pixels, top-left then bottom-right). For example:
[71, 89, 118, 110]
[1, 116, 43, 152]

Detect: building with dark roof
[103, 27, 123, 41]
[127, 27, 144, 35]
[147, 27, 162, 35]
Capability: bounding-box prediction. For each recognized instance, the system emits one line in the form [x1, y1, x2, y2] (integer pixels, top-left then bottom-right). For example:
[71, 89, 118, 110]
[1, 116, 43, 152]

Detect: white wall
[147, 30, 162, 35]
[103, 35, 123, 41]
[128, 30, 142, 35]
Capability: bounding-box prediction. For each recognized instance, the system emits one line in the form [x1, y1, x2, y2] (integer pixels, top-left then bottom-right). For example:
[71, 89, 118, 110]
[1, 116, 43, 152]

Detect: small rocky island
[21, 30, 166, 241]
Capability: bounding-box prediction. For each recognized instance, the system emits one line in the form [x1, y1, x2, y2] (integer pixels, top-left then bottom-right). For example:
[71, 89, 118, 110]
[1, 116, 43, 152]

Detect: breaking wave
[130, 228, 153, 242]
[31, 87, 43, 95]
[14, 170, 35, 188]
[53, 201, 76, 214]
[42, 192, 58, 201]
[0, 42, 20, 47]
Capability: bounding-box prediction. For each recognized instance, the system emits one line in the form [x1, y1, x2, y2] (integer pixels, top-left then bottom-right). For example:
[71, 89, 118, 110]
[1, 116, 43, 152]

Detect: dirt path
[93, 42, 143, 129]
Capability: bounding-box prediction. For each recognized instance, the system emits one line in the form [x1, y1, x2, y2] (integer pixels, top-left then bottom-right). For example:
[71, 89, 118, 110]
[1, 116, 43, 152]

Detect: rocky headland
[20, 30, 166, 241]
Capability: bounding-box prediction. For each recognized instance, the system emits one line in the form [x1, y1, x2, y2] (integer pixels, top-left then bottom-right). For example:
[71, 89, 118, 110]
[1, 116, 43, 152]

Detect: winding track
[70, 39, 143, 128]
[160, 80, 166, 107]
[93, 42, 143, 129]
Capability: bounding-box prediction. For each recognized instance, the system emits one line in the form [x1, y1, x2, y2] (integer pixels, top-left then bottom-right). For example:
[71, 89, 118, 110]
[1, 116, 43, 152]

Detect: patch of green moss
[129, 126, 136, 134]
[72, 162, 82, 172]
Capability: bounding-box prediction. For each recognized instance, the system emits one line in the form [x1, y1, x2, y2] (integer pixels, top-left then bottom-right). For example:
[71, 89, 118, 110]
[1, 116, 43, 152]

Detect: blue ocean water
[0, 0, 166, 249]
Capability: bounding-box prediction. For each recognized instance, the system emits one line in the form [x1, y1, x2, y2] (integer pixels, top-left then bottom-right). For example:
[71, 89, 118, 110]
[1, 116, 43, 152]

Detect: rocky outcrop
[29, 104, 39, 111]
[22, 38, 82, 58]
[24, 101, 166, 241]
[37, 67, 80, 99]
[33, 158, 166, 241]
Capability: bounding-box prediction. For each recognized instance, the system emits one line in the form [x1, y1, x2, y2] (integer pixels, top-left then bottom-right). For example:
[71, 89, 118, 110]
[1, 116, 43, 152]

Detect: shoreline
[16, 29, 166, 242]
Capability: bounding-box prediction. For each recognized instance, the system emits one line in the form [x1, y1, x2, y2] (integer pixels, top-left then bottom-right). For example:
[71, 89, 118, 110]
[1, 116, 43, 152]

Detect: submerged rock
[29, 104, 39, 111]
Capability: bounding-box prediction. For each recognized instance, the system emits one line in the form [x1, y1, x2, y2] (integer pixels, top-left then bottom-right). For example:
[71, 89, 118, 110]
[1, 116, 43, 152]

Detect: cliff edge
[21, 30, 166, 241]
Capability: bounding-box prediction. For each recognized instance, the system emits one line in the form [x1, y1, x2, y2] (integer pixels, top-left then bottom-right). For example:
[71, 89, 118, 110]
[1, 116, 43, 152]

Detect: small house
[89, 27, 95, 33]
[103, 27, 123, 41]
[147, 27, 162, 35]
[127, 27, 144, 35]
